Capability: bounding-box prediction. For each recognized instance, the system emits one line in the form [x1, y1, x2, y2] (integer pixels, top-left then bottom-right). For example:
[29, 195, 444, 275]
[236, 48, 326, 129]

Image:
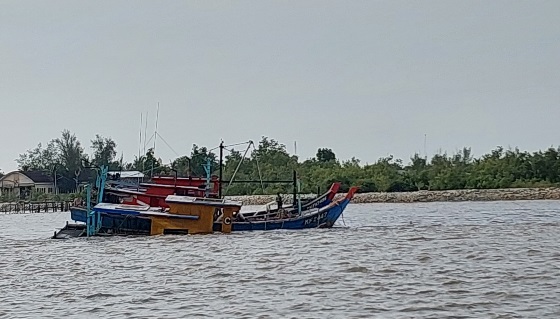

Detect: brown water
[1, 201, 559, 318]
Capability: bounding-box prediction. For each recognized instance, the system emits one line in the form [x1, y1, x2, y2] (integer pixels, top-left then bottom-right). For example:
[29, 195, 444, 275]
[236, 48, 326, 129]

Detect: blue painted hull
[70, 207, 151, 234]
[215, 198, 351, 231]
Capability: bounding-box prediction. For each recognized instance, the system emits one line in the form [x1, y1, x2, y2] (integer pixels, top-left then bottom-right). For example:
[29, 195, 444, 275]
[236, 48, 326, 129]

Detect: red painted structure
[105, 175, 220, 208]
[150, 175, 220, 194]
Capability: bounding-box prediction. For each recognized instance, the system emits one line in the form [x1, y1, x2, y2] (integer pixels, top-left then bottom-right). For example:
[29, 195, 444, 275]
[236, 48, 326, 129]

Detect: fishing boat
[52, 140, 358, 238]
[214, 186, 358, 231]
[54, 186, 355, 238]
[60, 181, 347, 236]
[54, 195, 243, 238]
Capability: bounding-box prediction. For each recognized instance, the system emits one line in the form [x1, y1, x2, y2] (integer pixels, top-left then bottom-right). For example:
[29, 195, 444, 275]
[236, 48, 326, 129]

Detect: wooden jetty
[0, 201, 73, 214]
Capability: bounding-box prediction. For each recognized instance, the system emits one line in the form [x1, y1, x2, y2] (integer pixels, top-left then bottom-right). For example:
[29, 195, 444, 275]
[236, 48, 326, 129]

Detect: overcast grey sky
[1, 1, 559, 172]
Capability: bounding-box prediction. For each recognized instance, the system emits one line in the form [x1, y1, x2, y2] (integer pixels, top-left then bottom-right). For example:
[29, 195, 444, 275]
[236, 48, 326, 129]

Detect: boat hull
[63, 185, 357, 236]
[69, 197, 350, 233]
[217, 197, 351, 231]
[70, 207, 151, 235]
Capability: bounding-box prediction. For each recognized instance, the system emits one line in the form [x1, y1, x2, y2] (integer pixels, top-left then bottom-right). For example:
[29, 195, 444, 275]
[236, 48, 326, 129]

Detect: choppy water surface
[1, 201, 560, 318]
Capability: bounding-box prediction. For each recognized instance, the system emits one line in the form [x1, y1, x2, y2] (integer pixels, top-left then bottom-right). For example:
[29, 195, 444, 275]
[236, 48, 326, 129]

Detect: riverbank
[226, 187, 560, 205]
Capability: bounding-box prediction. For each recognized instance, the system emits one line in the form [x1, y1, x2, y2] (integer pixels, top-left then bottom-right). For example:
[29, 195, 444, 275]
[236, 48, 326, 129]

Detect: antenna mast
[138, 113, 143, 161]
[153, 102, 160, 153]
[151, 103, 160, 177]
[424, 134, 427, 161]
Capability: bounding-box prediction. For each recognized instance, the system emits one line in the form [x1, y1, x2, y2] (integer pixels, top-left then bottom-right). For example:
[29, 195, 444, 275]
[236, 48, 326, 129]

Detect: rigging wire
[208, 140, 252, 153]
[156, 132, 180, 157]
[251, 142, 266, 194]
[224, 142, 253, 195]
[143, 133, 155, 152]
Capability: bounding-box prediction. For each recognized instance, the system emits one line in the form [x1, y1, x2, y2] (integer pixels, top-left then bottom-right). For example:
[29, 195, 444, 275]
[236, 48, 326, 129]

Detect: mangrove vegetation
[10, 130, 560, 196]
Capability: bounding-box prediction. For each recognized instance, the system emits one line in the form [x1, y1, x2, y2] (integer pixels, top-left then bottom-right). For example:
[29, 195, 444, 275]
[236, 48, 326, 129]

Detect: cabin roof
[108, 171, 145, 178]
[140, 183, 206, 190]
[166, 195, 242, 208]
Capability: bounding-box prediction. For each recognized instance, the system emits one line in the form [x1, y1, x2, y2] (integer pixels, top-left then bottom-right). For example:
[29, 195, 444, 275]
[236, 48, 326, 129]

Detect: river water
[1, 201, 559, 318]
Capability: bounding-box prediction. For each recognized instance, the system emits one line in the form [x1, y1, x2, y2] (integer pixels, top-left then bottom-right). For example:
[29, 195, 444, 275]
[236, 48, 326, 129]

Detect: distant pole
[294, 141, 297, 155]
[143, 110, 149, 154]
[143, 110, 149, 174]
[424, 134, 427, 161]
[139, 113, 142, 161]
[53, 166, 57, 195]
[153, 102, 160, 153]
[151, 102, 160, 178]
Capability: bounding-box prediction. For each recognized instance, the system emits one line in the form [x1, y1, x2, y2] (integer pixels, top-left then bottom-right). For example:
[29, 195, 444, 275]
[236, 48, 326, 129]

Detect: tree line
[12, 130, 560, 195]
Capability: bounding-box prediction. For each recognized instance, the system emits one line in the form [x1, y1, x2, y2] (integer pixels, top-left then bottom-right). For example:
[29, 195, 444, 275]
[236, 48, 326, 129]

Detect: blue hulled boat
[214, 187, 358, 231]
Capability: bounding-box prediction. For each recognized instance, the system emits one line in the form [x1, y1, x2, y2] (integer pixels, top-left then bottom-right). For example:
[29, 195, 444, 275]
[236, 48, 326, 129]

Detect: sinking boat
[53, 195, 243, 238]
[58, 182, 351, 237]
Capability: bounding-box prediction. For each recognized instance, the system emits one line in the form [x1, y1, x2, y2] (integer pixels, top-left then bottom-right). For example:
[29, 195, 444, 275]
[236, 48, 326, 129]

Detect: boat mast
[142, 110, 149, 179]
[219, 140, 224, 198]
[292, 170, 297, 209]
[139, 113, 142, 161]
[151, 102, 160, 178]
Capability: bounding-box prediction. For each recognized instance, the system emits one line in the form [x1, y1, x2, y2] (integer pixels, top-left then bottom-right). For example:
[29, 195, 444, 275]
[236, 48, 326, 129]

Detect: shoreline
[225, 187, 560, 205]
[2, 187, 560, 208]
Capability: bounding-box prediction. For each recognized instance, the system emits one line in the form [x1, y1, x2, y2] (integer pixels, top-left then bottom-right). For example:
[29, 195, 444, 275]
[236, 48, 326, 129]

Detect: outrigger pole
[219, 140, 224, 198]
[217, 139, 299, 205]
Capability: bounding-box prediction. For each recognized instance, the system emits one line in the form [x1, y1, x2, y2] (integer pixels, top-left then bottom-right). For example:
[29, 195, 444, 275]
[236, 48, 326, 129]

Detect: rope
[156, 132, 180, 157]
[224, 143, 252, 195]
[251, 142, 265, 194]
[208, 140, 251, 153]
[144, 133, 155, 150]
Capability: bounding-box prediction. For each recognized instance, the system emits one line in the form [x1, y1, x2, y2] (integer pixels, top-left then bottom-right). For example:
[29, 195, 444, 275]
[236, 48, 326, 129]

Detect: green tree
[16, 140, 59, 171]
[90, 135, 117, 168]
[406, 153, 429, 190]
[126, 155, 146, 172]
[316, 148, 336, 163]
[250, 137, 299, 194]
[55, 130, 85, 175]
[189, 145, 217, 177]
[144, 148, 162, 177]
[171, 156, 191, 176]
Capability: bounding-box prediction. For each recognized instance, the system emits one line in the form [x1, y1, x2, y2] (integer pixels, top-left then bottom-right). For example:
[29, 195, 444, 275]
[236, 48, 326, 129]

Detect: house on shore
[0, 170, 56, 199]
[0, 169, 146, 199]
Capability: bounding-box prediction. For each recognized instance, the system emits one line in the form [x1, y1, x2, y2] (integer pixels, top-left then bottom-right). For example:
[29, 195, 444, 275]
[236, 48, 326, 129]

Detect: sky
[1, 1, 559, 172]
